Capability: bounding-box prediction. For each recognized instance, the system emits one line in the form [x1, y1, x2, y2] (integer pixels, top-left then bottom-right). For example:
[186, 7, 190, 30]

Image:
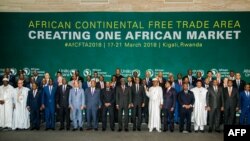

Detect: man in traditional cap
[0, 78, 15, 130]
[145, 78, 163, 132]
[12, 79, 30, 130]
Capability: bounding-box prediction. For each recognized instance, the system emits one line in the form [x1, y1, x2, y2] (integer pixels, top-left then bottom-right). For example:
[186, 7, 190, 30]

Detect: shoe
[133, 128, 136, 131]
[194, 130, 198, 133]
[51, 128, 55, 130]
[102, 128, 106, 131]
[36, 128, 40, 131]
[59, 127, 64, 130]
[86, 128, 92, 131]
[137, 128, 141, 131]
[149, 129, 153, 132]
[72, 128, 77, 131]
[45, 128, 49, 131]
[94, 128, 98, 131]
[66, 128, 70, 131]
[125, 128, 129, 132]
[215, 130, 221, 133]
[179, 130, 183, 133]
[188, 130, 192, 133]
[80, 128, 83, 131]
[163, 129, 168, 132]
[170, 130, 174, 132]
[30, 127, 35, 131]
[118, 129, 122, 132]
[157, 129, 161, 133]
[200, 130, 205, 133]
[111, 128, 115, 131]
[208, 129, 212, 133]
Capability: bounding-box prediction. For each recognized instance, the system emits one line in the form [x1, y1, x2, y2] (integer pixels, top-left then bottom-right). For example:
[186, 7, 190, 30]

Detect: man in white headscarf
[191, 80, 208, 132]
[12, 79, 30, 130]
[0, 78, 15, 130]
[145, 78, 163, 132]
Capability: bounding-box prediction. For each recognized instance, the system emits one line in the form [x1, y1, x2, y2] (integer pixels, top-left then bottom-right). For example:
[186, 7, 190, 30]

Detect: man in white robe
[12, 79, 30, 130]
[191, 80, 208, 132]
[0, 78, 15, 129]
[145, 78, 163, 132]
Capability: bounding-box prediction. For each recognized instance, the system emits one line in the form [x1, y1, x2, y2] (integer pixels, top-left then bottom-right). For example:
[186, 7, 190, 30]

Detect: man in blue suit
[240, 83, 250, 125]
[178, 83, 195, 133]
[69, 80, 85, 131]
[42, 79, 57, 130]
[27, 82, 42, 130]
[163, 81, 177, 132]
[85, 80, 101, 131]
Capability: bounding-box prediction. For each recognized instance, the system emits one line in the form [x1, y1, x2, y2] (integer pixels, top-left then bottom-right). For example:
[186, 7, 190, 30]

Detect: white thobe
[0, 84, 15, 128]
[191, 87, 208, 130]
[12, 87, 30, 129]
[145, 86, 163, 130]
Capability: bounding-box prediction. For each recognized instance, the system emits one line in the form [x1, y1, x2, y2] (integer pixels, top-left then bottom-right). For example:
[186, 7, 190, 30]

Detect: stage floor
[0, 123, 223, 141]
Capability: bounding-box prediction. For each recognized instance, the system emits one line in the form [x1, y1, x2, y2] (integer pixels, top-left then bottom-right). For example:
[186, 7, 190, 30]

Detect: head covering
[152, 78, 158, 81]
[2, 78, 9, 81]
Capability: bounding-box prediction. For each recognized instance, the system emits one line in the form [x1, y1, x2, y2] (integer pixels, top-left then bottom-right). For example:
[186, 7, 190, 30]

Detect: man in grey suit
[69, 81, 85, 131]
[223, 80, 240, 125]
[85, 80, 101, 131]
[116, 78, 132, 132]
[207, 79, 224, 133]
[131, 77, 145, 131]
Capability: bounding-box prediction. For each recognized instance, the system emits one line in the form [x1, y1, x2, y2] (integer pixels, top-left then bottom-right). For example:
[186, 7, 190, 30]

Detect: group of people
[0, 68, 249, 134]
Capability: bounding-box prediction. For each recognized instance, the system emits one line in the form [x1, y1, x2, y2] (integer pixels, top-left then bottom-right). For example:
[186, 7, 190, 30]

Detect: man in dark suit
[158, 71, 166, 89]
[96, 75, 105, 90]
[184, 69, 196, 87]
[32, 70, 42, 87]
[56, 78, 72, 130]
[116, 78, 132, 132]
[240, 84, 250, 125]
[115, 68, 124, 87]
[223, 80, 240, 125]
[233, 73, 246, 93]
[71, 70, 84, 82]
[163, 81, 176, 132]
[101, 82, 115, 131]
[194, 71, 204, 87]
[85, 80, 101, 131]
[207, 79, 224, 132]
[41, 79, 57, 130]
[178, 83, 195, 133]
[131, 77, 145, 131]
[27, 82, 42, 130]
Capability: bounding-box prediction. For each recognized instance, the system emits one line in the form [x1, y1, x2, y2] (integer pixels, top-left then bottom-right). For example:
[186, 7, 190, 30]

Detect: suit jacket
[178, 90, 195, 111]
[172, 82, 181, 93]
[69, 88, 85, 109]
[144, 77, 152, 87]
[27, 89, 42, 110]
[85, 87, 101, 109]
[42, 85, 57, 109]
[101, 89, 115, 106]
[83, 81, 91, 90]
[184, 75, 196, 87]
[240, 91, 250, 112]
[116, 85, 131, 108]
[233, 79, 246, 93]
[206, 86, 223, 109]
[223, 87, 240, 109]
[96, 81, 106, 90]
[56, 84, 72, 107]
[158, 77, 166, 89]
[163, 87, 177, 109]
[131, 84, 145, 107]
